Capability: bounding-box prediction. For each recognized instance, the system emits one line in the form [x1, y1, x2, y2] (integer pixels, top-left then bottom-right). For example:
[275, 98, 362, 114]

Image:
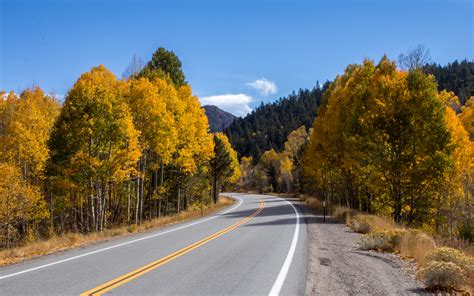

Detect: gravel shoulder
[297, 202, 428, 296]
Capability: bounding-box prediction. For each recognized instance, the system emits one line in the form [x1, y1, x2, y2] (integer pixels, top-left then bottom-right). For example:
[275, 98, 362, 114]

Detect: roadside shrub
[126, 224, 137, 233]
[359, 230, 405, 252]
[398, 230, 436, 266]
[426, 247, 470, 268]
[425, 247, 474, 284]
[417, 261, 467, 292]
[349, 215, 373, 234]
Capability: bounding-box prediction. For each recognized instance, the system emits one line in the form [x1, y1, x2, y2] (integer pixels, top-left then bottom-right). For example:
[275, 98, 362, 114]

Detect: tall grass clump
[349, 215, 398, 234]
[397, 230, 437, 266]
[332, 206, 357, 224]
[300, 195, 323, 212]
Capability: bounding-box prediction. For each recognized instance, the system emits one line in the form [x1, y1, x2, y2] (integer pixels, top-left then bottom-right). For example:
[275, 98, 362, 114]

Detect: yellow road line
[80, 200, 265, 296]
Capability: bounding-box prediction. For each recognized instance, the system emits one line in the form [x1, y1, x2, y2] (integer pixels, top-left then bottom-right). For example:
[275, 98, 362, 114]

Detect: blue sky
[1, 0, 473, 116]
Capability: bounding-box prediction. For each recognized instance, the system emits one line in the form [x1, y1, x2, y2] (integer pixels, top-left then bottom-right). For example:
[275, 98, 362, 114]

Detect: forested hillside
[424, 59, 474, 105]
[225, 85, 325, 160]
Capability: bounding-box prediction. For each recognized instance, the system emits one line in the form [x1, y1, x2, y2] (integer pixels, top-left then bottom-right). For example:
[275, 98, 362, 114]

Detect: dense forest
[225, 85, 326, 161]
[0, 48, 240, 248]
[241, 56, 473, 241]
[424, 59, 474, 105]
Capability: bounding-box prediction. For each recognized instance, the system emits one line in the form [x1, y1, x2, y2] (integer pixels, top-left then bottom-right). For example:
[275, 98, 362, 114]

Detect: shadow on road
[225, 197, 342, 227]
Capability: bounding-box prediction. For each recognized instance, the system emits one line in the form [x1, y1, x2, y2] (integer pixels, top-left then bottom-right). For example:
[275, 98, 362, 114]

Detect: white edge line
[269, 196, 300, 296]
[0, 195, 243, 280]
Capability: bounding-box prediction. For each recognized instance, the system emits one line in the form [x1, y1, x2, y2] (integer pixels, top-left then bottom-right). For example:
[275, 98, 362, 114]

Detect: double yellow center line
[80, 200, 265, 296]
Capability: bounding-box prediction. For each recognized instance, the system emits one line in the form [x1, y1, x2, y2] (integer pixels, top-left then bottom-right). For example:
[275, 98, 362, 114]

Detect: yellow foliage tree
[0, 87, 60, 184]
[175, 85, 214, 174]
[302, 57, 461, 229]
[48, 65, 140, 232]
[0, 163, 48, 248]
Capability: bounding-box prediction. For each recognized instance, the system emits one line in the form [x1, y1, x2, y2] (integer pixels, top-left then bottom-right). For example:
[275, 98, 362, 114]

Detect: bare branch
[398, 45, 432, 70]
[122, 54, 144, 79]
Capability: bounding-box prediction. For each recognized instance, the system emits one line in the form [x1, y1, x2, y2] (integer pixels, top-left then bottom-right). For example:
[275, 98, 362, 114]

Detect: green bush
[425, 247, 474, 283]
[349, 215, 372, 234]
[359, 230, 405, 252]
[126, 224, 137, 233]
[417, 261, 467, 292]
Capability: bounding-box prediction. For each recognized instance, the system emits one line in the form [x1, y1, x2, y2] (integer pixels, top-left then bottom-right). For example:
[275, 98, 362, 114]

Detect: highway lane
[0, 193, 307, 295]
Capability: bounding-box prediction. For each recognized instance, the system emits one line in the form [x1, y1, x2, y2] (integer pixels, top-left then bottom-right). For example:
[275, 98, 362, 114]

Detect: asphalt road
[0, 193, 307, 295]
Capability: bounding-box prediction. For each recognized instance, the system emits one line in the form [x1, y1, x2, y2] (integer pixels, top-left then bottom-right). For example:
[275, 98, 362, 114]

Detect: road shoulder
[297, 202, 427, 296]
[0, 196, 235, 268]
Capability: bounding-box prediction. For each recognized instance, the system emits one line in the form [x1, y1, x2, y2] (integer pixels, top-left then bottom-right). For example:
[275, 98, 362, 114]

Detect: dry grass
[365, 215, 398, 231]
[0, 197, 234, 267]
[300, 195, 474, 293]
[349, 215, 398, 234]
[331, 205, 358, 224]
[397, 230, 437, 267]
[299, 195, 324, 212]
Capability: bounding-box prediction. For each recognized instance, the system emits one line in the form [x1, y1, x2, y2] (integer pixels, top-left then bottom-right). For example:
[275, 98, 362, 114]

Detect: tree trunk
[393, 190, 403, 223]
[5, 188, 10, 248]
[212, 174, 219, 204]
[135, 176, 140, 224]
[177, 188, 181, 213]
[127, 181, 131, 224]
[89, 178, 96, 232]
[49, 190, 54, 233]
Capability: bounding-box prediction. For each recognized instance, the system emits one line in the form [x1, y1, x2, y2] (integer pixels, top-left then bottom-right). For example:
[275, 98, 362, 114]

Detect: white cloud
[246, 78, 277, 96]
[200, 93, 252, 117]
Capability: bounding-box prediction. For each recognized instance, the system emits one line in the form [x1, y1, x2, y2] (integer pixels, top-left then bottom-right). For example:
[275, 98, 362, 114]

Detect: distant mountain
[203, 105, 236, 132]
[225, 84, 326, 160]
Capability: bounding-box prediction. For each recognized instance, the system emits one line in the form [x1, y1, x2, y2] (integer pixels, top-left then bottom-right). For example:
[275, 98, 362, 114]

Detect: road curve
[0, 193, 307, 295]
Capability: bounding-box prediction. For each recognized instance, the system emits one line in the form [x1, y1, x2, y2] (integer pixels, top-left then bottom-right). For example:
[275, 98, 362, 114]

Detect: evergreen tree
[139, 47, 186, 87]
[226, 85, 323, 160]
[209, 133, 240, 203]
[424, 60, 474, 105]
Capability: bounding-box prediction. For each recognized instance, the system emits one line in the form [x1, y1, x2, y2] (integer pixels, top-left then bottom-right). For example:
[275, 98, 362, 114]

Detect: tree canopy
[301, 57, 472, 232]
[139, 47, 186, 87]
